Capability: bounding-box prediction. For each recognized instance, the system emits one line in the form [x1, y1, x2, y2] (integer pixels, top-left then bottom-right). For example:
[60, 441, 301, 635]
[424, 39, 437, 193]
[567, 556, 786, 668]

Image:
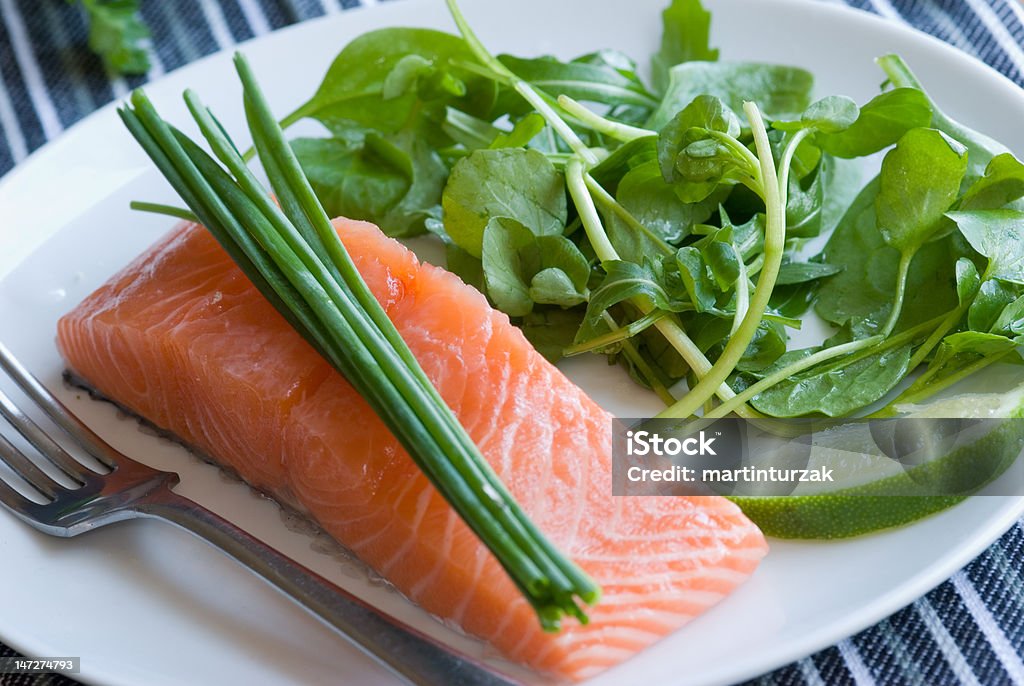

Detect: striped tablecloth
[1, 1, 1023, 685]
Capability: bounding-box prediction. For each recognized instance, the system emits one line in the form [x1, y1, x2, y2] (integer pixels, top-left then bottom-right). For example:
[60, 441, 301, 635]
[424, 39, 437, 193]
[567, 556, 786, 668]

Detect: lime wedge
[729, 386, 1024, 539]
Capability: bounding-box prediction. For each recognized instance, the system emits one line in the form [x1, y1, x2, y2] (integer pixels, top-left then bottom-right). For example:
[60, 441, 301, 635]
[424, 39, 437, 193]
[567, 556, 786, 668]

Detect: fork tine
[0, 454, 44, 517]
[0, 342, 116, 470]
[0, 432, 57, 499]
[0, 387, 88, 484]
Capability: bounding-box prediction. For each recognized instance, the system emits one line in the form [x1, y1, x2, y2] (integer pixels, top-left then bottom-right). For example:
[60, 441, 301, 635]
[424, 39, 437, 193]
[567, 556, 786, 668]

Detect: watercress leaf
[968, 279, 1020, 332]
[774, 95, 858, 134]
[785, 156, 824, 238]
[582, 259, 688, 333]
[875, 128, 968, 255]
[481, 217, 536, 317]
[657, 95, 740, 179]
[519, 307, 586, 362]
[291, 29, 496, 139]
[442, 148, 567, 257]
[775, 262, 842, 285]
[960, 153, 1024, 211]
[491, 113, 546, 148]
[815, 88, 932, 158]
[770, 280, 817, 319]
[991, 293, 1024, 335]
[948, 210, 1024, 284]
[604, 159, 718, 262]
[651, 0, 718, 94]
[648, 62, 813, 129]
[497, 54, 659, 108]
[750, 344, 913, 417]
[676, 247, 717, 311]
[589, 136, 659, 190]
[938, 331, 1016, 357]
[529, 268, 588, 307]
[702, 240, 741, 290]
[534, 235, 592, 293]
[955, 257, 981, 306]
[445, 243, 485, 291]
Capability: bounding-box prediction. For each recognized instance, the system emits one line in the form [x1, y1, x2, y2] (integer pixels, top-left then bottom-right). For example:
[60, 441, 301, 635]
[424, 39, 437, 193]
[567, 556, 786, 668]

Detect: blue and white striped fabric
[0, 1, 1023, 685]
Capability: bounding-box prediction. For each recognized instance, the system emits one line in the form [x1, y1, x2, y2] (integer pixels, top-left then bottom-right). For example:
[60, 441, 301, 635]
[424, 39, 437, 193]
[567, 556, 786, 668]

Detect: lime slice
[729, 386, 1024, 539]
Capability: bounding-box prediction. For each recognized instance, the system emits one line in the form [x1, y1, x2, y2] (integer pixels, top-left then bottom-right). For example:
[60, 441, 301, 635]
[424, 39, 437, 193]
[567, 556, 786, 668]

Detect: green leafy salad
[268, 0, 1024, 427]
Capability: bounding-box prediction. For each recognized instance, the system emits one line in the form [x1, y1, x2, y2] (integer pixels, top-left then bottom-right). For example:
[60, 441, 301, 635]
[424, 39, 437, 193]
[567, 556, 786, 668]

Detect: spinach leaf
[876, 128, 968, 256]
[750, 345, 913, 417]
[498, 54, 659, 108]
[289, 29, 496, 140]
[815, 88, 932, 158]
[648, 62, 813, 129]
[776, 262, 842, 285]
[817, 179, 961, 336]
[948, 209, 1024, 284]
[651, 0, 719, 94]
[293, 132, 448, 237]
[442, 148, 567, 257]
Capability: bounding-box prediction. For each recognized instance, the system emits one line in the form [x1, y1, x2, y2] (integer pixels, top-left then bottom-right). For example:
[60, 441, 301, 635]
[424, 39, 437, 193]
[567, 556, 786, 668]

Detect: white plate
[2, 0, 1024, 684]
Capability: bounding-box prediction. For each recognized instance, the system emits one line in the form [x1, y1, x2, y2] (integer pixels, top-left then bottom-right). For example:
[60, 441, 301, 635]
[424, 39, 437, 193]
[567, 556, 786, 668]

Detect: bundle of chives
[117, 53, 600, 630]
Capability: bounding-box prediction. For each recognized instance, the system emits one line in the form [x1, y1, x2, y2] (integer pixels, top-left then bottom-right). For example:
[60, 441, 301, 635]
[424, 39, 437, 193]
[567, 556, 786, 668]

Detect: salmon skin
[57, 218, 768, 681]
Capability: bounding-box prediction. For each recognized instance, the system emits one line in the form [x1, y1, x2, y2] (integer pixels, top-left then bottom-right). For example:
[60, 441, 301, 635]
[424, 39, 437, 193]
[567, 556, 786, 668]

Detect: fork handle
[136, 488, 520, 686]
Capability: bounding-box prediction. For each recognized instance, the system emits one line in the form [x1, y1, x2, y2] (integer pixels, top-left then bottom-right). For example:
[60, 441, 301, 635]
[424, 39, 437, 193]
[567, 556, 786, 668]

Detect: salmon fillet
[57, 219, 768, 681]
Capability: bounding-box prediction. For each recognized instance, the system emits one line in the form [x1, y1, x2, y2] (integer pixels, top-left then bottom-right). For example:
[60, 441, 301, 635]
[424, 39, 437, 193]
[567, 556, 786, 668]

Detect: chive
[118, 53, 599, 628]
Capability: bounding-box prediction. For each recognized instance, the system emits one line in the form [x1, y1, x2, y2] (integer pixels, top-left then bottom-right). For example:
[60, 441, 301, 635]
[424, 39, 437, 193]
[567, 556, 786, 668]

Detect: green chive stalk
[118, 53, 599, 630]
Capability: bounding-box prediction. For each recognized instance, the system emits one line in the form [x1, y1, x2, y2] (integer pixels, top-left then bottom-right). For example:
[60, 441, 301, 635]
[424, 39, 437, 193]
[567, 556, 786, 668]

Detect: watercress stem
[703, 335, 884, 419]
[657, 102, 785, 419]
[564, 310, 667, 356]
[778, 128, 812, 197]
[565, 158, 761, 417]
[583, 173, 675, 256]
[445, 0, 597, 165]
[880, 251, 912, 337]
[556, 95, 655, 142]
[598, 312, 676, 405]
[872, 349, 1015, 414]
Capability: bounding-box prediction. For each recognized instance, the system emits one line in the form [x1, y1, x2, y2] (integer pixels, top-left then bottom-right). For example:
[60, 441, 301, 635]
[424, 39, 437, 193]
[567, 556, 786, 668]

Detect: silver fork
[0, 341, 520, 686]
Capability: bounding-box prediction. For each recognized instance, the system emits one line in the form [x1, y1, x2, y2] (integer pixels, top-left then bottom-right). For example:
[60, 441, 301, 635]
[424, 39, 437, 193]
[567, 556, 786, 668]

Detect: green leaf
[815, 89, 932, 158]
[442, 148, 567, 257]
[948, 209, 1024, 285]
[651, 0, 719, 94]
[604, 159, 719, 263]
[955, 257, 981, 307]
[78, 0, 150, 75]
[960, 153, 1024, 211]
[491, 113, 546, 148]
[582, 259, 688, 334]
[775, 261, 842, 285]
[497, 54, 659, 108]
[774, 95, 858, 134]
[702, 240, 741, 290]
[990, 293, 1024, 336]
[675, 247, 717, 311]
[750, 344, 913, 417]
[817, 179, 961, 337]
[875, 128, 968, 255]
[968, 279, 1020, 332]
[519, 308, 586, 362]
[480, 217, 590, 316]
[648, 62, 813, 130]
[290, 29, 496, 139]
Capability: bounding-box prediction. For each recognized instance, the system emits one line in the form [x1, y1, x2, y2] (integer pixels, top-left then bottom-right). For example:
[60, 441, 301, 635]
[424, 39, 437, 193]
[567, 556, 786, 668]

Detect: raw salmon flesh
[57, 218, 768, 681]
